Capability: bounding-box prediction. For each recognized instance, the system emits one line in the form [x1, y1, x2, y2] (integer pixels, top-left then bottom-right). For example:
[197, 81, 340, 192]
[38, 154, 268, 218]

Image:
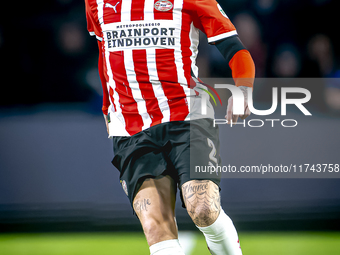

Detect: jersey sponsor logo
[105, 2, 120, 13]
[217, 3, 229, 19]
[102, 21, 177, 51]
[154, 0, 173, 12]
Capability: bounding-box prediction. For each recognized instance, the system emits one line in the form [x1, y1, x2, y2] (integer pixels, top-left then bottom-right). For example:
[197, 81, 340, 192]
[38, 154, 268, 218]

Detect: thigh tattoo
[133, 198, 151, 216]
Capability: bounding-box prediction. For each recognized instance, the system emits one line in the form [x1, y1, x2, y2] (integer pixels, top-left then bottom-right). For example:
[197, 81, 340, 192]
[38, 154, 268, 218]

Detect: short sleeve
[85, 0, 103, 41]
[193, 0, 237, 44]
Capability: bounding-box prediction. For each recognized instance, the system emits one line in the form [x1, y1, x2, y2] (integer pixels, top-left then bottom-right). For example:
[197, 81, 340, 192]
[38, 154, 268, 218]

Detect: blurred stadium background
[1, 0, 340, 254]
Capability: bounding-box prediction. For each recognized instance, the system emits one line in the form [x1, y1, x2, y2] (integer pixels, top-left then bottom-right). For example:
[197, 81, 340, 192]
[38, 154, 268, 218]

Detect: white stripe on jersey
[96, 0, 104, 24]
[189, 22, 199, 78]
[207, 30, 238, 43]
[143, 0, 154, 21]
[121, 0, 132, 22]
[124, 50, 152, 130]
[146, 48, 171, 123]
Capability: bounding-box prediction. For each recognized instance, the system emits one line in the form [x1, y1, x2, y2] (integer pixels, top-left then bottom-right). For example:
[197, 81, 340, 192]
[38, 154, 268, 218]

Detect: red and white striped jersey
[85, 0, 237, 136]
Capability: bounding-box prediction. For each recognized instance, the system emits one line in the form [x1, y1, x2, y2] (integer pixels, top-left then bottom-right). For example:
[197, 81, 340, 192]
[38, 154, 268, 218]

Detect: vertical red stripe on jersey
[97, 40, 111, 114]
[103, 0, 122, 23]
[133, 50, 164, 127]
[180, 0, 193, 85]
[99, 39, 117, 112]
[153, 0, 174, 20]
[155, 49, 189, 121]
[109, 51, 143, 135]
[131, 0, 145, 21]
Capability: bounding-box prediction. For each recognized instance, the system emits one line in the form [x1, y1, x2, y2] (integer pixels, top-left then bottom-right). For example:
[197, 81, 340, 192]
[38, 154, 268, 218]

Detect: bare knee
[182, 180, 221, 227]
[142, 217, 177, 246]
[188, 204, 220, 227]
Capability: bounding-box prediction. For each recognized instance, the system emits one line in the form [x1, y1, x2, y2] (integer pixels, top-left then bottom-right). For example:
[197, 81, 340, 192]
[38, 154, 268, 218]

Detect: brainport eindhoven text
[104, 25, 176, 49]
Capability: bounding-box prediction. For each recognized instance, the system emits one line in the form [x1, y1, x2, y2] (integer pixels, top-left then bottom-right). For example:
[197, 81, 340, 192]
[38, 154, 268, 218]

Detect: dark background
[1, 0, 339, 106]
[0, 0, 340, 232]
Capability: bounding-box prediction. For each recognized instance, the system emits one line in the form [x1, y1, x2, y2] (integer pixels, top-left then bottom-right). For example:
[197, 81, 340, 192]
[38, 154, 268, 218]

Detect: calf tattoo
[134, 198, 151, 215]
[182, 180, 220, 227]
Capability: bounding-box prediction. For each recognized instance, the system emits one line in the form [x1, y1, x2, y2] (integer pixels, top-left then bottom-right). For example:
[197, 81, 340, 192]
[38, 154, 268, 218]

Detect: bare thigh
[133, 175, 178, 246]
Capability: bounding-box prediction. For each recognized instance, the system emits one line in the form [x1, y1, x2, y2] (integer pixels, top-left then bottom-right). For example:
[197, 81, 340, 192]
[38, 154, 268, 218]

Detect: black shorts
[111, 118, 221, 208]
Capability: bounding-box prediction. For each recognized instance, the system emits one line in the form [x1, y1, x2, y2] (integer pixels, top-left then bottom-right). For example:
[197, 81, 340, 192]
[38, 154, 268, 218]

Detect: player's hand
[225, 86, 251, 124]
[103, 114, 110, 135]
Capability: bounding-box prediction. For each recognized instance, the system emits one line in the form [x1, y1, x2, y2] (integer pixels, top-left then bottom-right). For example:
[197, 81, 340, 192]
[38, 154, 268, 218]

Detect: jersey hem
[108, 116, 215, 138]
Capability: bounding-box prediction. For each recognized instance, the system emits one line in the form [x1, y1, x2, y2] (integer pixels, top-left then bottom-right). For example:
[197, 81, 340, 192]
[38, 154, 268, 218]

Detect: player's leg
[182, 180, 242, 255]
[133, 175, 185, 255]
[175, 119, 242, 254]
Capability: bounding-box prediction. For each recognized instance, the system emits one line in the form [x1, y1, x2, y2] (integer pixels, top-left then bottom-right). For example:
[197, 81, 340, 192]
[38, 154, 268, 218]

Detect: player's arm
[192, 0, 255, 123]
[215, 36, 255, 123]
[97, 40, 110, 134]
[85, 0, 110, 134]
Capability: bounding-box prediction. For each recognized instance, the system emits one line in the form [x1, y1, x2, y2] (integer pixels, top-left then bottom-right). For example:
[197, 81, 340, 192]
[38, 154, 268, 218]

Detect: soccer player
[85, 0, 255, 254]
